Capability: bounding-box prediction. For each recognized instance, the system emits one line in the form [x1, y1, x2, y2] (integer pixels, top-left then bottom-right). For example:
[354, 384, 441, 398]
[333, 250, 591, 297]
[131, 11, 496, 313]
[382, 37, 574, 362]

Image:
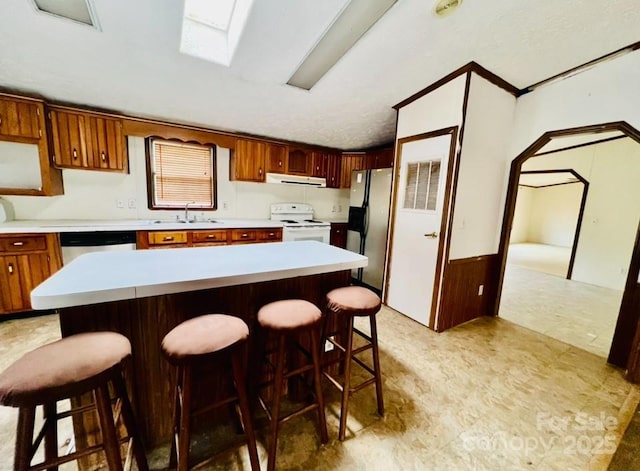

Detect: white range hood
[266, 173, 326, 187]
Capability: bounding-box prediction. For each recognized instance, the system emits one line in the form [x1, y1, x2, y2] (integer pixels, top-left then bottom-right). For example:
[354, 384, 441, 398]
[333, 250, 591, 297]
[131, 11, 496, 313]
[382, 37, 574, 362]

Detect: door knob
[424, 232, 438, 238]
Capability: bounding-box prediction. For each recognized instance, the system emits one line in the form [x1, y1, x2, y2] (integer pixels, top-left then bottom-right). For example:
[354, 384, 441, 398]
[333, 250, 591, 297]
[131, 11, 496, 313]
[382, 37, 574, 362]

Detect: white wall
[522, 138, 640, 290]
[3, 137, 349, 221]
[448, 72, 517, 259]
[510, 186, 533, 243]
[525, 183, 583, 247]
[396, 74, 466, 139]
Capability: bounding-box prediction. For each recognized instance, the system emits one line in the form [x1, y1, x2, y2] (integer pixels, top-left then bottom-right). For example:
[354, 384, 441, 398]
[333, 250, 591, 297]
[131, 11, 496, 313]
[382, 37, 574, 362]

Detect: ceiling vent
[32, 0, 100, 29]
[433, 0, 463, 18]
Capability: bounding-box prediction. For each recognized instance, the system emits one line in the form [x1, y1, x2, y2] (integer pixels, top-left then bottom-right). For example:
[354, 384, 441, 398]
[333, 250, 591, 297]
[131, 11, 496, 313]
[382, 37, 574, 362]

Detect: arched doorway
[493, 121, 640, 381]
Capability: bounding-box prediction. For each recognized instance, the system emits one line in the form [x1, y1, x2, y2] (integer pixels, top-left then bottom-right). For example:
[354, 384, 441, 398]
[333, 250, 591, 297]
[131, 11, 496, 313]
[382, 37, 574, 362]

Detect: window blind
[150, 139, 215, 208]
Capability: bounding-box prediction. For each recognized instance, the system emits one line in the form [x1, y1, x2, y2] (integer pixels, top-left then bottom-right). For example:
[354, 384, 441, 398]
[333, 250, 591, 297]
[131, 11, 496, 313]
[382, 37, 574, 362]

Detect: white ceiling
[1, 0, 639, 150]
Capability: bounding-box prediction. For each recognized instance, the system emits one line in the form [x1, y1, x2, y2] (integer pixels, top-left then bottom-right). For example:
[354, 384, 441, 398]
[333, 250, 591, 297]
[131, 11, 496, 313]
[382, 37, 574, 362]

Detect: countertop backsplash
[2, 137, 350, 223]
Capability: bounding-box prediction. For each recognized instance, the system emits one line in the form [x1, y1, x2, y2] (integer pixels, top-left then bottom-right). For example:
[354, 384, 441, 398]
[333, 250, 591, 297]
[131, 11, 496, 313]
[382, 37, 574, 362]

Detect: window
[403, 160, 441, 211]
[146, 138, 216, 210]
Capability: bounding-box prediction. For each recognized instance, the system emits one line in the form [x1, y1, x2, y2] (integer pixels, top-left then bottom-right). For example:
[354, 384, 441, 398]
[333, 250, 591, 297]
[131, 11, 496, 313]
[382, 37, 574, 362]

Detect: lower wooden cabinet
[138, 228, 282, 249]
[0, 233, 62, 314]
[330, 223, 348, 248]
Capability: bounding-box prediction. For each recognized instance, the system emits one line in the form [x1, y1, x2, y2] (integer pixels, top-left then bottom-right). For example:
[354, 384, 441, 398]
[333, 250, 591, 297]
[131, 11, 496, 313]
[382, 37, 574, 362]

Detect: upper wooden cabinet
[326, 152, 341, 188]
[310, 151, 327, 178]
[265, 143, 288, 174]
[48, 107, 128, 173]
[231, 138, 266, 182]
[0, 94, 63, 196]
[340, 153, 365, 188]
[287, 148, 310, 175]
[0, 97, 42, 140]
[365, 147, 394, 169]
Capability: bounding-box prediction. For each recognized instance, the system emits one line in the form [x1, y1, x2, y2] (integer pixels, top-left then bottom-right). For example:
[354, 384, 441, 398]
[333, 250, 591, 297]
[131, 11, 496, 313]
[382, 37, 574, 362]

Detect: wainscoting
[438, 254, 499, 331]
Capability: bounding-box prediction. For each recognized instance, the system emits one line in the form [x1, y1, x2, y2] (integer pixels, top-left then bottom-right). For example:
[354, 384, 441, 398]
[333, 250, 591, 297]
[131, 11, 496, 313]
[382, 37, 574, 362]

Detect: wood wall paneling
[438, 255, 499, 331]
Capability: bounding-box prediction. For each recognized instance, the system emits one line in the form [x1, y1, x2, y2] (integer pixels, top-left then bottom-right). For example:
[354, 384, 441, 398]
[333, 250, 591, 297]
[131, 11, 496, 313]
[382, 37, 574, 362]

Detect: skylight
[180, 0, 253, 67]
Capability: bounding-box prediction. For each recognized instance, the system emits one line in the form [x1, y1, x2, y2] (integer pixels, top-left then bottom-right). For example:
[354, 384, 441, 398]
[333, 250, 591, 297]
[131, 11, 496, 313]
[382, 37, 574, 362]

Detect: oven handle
[284, 226, 330, 231]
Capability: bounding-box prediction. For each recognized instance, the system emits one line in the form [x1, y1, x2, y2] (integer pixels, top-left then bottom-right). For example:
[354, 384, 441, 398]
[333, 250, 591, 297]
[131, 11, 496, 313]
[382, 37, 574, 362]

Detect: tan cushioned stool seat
[0, 332, 131, 407]
[162, 314, 249, 362]
[327, 286, 381, 316]
[258, 300, 321, 330]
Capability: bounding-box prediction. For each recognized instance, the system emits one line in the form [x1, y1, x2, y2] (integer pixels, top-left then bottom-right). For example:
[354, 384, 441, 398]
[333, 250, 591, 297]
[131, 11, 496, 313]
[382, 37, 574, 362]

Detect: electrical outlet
[116, 199, 125, 209]
[331, 205, 337, 212]
[127, 198, 136, 209]
[478, 284, 484, 296]
[223, 201, 229, 210]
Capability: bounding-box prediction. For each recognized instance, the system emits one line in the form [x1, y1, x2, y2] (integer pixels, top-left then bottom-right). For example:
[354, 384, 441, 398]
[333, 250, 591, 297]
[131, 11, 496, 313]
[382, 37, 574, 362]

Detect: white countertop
[0, 218, 284, 233]
[31, 241, 367, 310]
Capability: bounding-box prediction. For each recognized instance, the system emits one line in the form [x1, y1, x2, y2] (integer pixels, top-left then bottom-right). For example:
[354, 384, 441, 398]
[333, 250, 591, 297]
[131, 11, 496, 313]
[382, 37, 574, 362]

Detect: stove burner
[304, 219, 323, 223]
[282, 220, 299, 224]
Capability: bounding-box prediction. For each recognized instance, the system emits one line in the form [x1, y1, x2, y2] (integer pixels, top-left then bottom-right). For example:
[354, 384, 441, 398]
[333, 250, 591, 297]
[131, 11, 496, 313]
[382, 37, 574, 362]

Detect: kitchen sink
[149, 220, 218, 224]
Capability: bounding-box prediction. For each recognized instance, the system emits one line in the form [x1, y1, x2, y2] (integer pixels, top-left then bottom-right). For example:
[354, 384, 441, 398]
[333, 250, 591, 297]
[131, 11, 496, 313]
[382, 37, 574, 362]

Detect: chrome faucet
[184, 201, 196, 223]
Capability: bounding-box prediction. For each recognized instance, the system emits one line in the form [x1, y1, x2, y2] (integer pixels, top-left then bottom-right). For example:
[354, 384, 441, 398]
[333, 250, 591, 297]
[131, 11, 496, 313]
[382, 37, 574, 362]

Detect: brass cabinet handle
[101, 152, 106, 162]
[12, 241, 25, 246]
[163, 236, 174, 241]
[424, 232, 438, 238]
[278, 160, 282, 166]
[73, 149, 78, 159]
[259, 168, 263, 176]
[241, 233, 248, 238]
[206, 234, 216, 239]
[8, 263, 13, 274]
[0, 114, 2, 126]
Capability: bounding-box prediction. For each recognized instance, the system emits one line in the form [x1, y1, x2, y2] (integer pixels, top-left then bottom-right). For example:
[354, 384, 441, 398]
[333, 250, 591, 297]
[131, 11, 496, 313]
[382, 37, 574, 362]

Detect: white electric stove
[270, 203, 330, 244]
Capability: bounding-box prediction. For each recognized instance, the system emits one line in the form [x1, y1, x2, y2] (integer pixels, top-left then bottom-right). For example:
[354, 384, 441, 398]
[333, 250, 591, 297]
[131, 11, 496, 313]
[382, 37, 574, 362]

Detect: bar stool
[257, 299, 328, 471]
[161, 314, 260, 471]
[0, 332, 148, 471]
[324, 286, 384, 441]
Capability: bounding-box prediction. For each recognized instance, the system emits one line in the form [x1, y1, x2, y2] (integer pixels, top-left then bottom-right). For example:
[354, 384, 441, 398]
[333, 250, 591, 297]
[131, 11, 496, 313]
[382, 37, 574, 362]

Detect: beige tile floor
[500, 262, 623, 358]
[1, 309, 639, 470]
[508, 243, 571, 278]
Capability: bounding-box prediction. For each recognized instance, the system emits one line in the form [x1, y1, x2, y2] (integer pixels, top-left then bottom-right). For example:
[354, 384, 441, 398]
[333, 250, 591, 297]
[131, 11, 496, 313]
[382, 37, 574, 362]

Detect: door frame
[493, 121, 640, 380]
[384, 126, 459, 330]
[518, 168, 589, 280]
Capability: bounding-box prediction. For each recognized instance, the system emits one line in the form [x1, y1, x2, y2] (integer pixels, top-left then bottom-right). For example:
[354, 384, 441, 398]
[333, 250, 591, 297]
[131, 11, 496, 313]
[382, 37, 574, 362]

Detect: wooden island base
[58, 270, 351, 466]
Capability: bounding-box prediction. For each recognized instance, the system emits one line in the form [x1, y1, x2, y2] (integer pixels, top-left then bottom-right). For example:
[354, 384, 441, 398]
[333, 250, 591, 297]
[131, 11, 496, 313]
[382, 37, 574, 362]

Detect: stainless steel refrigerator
[346, 168, 393, 293]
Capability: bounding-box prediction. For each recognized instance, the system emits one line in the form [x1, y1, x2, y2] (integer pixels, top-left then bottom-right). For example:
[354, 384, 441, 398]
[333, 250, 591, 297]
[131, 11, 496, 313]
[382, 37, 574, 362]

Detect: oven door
[283, 226, 330, 244]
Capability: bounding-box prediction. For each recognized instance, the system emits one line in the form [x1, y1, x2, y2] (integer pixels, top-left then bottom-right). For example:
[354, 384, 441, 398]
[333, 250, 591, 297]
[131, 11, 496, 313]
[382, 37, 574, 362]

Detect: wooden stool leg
[370, 314, 384, 416]
[231, 351, 261, 471]
[95, 384, 123, 471]
[177, 366, 192, 471]
[309, 327, 328, 444]
[43, 402, 58, 471]
[267, 335, 287, 471]
[338, 317, 355, 441]
[112, 373, 149, 471]
[14, 406, 36, 471]
[169, 366, 181, 468]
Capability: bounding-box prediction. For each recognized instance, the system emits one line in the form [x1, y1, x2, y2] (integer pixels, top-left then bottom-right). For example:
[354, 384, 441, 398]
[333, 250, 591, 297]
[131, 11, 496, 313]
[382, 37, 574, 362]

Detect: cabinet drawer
[0, 235, 47, 253]
[231, 230, 256, 242]
[192, 230, 228, 244]
[147, 231, 188, 246]
[257, 229, 282, 241]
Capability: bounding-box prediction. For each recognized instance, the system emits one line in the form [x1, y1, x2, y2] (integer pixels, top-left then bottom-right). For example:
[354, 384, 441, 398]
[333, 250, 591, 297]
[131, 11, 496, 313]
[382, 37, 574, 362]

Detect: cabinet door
[0, 97, 41, 139]
[287, 149, 309, 175]
[326, 153, 341, 188]
[373, 148, 394, 168]
[49, 109, 89, 168]
[340, 154, 365, 188]
[0, 253, 51, 313]
[310, 151, 327, 178]
[87, 115, 127, 171]
[330, 223, 348, 248]
[266, 143, 288, 173]
[233, 139, 266, 181]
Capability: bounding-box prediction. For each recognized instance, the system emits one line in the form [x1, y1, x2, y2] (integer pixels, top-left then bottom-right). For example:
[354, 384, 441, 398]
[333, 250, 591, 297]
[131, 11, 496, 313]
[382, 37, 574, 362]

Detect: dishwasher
[60, 231, 137, 265]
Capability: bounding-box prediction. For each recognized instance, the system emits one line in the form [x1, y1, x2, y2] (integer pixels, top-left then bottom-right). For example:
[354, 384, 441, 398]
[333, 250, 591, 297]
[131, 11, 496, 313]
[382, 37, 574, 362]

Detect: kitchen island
[31, 241, 367, 457]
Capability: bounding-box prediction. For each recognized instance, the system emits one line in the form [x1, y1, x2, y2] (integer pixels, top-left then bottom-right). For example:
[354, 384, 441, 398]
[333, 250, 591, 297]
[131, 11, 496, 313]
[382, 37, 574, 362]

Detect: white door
[386, 134, 452, 326]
